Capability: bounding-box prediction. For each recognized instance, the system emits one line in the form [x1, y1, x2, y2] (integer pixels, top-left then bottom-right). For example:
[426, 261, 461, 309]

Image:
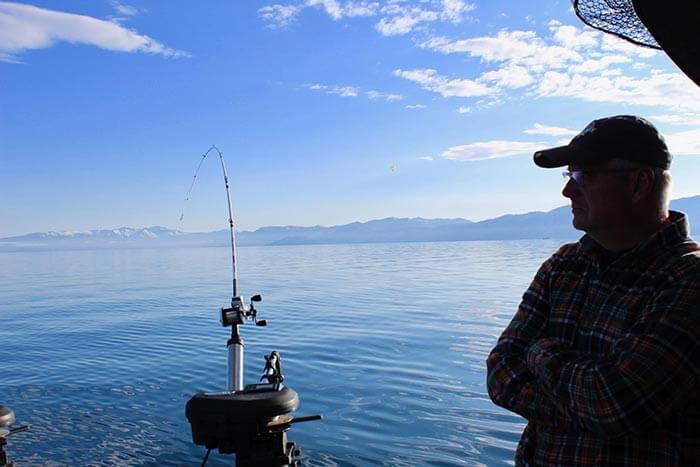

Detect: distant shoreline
[1, 195, 697, 251]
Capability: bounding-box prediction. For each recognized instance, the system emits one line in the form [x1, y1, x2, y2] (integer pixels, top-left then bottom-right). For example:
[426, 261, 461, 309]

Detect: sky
[1, 0, 699, 237]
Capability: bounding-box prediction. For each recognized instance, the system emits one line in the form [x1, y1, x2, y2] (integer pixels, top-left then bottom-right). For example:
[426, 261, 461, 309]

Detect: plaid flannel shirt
[487, 211, 700, 466]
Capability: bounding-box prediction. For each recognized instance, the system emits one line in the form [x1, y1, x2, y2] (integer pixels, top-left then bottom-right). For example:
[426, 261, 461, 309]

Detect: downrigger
[182, 145, 321, 467]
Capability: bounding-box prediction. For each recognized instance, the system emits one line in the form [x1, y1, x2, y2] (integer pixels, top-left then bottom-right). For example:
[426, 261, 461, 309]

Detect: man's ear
[631, 167, 655, 202]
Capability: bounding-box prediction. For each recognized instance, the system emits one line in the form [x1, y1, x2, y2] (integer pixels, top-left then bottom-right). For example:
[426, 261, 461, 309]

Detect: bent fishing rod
[181, 145, 321, 466]
[181, 145, 239, 300]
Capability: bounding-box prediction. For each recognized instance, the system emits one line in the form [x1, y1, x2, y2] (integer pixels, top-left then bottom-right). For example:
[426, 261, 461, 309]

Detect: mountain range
[2, 195, 698, 251]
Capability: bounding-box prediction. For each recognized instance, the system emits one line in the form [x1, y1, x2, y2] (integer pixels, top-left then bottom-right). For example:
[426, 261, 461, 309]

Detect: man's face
[561, 164, 635, 237]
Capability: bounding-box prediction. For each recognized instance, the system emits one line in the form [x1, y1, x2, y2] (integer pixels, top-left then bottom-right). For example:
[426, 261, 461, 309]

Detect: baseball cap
[533, 115, 672, 169]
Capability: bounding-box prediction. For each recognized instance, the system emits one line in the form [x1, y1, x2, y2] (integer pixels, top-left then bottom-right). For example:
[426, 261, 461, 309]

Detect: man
[486, 115, 700, 465]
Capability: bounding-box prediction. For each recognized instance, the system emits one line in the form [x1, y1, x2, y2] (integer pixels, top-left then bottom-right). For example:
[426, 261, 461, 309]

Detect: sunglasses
[562, 168, 638, 185]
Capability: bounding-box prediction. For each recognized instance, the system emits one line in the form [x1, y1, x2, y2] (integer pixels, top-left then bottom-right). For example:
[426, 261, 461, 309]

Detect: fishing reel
[0, 405, 29, 467]
[221, 294, 265, 328]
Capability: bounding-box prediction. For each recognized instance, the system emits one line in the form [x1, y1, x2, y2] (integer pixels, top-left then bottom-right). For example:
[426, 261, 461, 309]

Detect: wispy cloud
[0, 1, 189, 62]
[375, 8, 438, 36]
[259, 4, 303, 28]
[536, 70, 700, 111]
[404, 104, 426, 109]
[549, 22, 597, 49]
[666, 128, 700, 156]
[260, 0, 378, 28]
[479, 64, 534, 88]
[568, 55, 631, 73]
[306, 83, 358, 97]
[393, 69, 493, 98]
[524, 123, 577, 137]
[259, 2, 698, 114]
[600, 33, 656, 58]
[418, 155, 434, 161]
[306, 83, 403, 101]
[109, 1, 139, 19]
[649, 114, 700, 126]
[442, 140, 544, 162]
[419, 29, 582, 71]
[441, 0, 476, 22]
[458, 106, 470, 113]
[376, 1, 475, 35]
[408, 22, 700, 112]
[366, 90, 403, 102]
[259, 0, 475, 35]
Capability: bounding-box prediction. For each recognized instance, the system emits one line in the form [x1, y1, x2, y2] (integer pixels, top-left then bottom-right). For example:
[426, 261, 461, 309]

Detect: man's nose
[562, 178, 579, 199]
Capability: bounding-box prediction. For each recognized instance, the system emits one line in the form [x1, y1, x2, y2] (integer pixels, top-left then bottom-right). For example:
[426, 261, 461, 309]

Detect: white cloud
[306, 0, 344, 20]
[399, 19, 697, 110]
[536, 71, 700, 112]
[366, 90, 403, 102]
[418, 155, 434, 161]
[0, 1, 189, 61]
[258, 0, 381, 28]
[259, 0, 474, 34]
[420, 30, 582, 71]
[601, 33, 657, 58]
[650, 114, 700, 126]
[306, 83, 358, 96]
[333, 86, 358, 96]
[478, 64, 534, 88]
[549, 21, 597, 50]
[260, 4, 693, 114]
[259, 4, 302, 28]
[400, 23, 700, 112]
[458, 106, 470, 113]
[404, 104, 426, 109]
[442, 140, 544, 161]
[109, 1, 139, 19]
[343, 1, 380, 17]
[569, 55, 631, 73]
[600, 68, 624, 77]
[440, 0, 476, 23]
[307, 83, 405, 101]
[393, 68, 493, 98]
[666, 128, 700, 156]
[375, 8, 438, 36]
[524, 123, 577, 137]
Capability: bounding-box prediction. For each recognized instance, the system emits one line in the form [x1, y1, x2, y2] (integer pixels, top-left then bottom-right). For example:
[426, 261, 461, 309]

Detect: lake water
[0, 239, 565, 466]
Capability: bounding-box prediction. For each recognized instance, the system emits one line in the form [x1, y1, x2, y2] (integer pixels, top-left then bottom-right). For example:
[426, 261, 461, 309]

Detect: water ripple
[0, 241, 554, 465]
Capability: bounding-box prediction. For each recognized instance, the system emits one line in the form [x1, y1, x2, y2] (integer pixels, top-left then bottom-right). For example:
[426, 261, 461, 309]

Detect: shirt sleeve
[486, 255, 573, 428]
[526, 272, 700, 436]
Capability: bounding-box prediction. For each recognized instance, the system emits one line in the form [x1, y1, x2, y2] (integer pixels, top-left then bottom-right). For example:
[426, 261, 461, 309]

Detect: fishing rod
[180, 145, 238, 299]
[181, 145, 321, 466]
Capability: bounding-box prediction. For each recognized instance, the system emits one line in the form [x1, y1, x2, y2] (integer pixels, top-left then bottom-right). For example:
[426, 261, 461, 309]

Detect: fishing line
[179, 144, 239, 298]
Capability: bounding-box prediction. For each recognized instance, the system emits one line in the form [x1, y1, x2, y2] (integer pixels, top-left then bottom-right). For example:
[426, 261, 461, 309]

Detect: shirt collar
[578, 210, 690, 265]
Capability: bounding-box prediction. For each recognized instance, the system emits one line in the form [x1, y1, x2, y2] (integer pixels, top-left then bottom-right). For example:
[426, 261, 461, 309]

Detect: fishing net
[572, 0, 661, 49]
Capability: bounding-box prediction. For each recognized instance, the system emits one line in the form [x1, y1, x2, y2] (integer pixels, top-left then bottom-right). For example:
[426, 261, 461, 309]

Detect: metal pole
[227, 325, 244, 392]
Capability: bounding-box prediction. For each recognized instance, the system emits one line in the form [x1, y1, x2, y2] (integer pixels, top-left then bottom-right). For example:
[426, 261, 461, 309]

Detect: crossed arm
[486, 258, 700, 436]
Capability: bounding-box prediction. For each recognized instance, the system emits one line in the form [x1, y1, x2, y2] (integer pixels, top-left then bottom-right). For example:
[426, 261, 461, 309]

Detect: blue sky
[1, 0, 699, 237]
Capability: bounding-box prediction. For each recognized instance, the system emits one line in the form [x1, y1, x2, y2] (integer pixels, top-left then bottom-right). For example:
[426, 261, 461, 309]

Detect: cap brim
[533, 145, 605, 168]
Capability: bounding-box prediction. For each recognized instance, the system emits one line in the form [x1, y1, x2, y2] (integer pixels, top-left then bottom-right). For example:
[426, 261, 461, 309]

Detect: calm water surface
[0, 240, 564, 466]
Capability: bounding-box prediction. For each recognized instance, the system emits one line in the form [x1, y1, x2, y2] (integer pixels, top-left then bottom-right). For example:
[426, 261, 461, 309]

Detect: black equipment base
[186, 385, 301, 466]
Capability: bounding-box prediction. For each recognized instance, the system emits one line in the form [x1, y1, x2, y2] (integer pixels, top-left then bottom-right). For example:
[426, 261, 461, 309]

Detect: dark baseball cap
[533, 115, 672, 169]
